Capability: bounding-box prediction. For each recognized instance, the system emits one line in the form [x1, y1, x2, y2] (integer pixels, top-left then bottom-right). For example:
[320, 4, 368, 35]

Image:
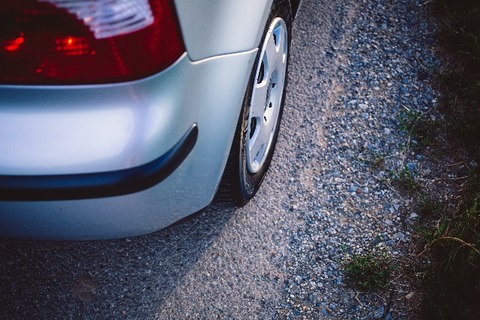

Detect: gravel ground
[0, 0, 440, 319]
[282, 0, 438, 318]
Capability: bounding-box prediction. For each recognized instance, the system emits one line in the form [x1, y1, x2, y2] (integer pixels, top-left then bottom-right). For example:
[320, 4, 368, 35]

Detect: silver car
[0, 0, 301, 239]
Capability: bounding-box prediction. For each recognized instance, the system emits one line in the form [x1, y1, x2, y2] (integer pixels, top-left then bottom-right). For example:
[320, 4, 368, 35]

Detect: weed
[356, 148, 389, 171]
[342, 252, 396, 291]
[415, 225, 435, 243]
[370, 154, 386, 170]
[391, 166, 421, 192]
[423, 209, 480, 318]
[420, 176, 480, 319]
[433, 217, 449, 240]
[417, 216, 449, 246]
[398, 109, 440, 147]
[418, 194, 443, 217]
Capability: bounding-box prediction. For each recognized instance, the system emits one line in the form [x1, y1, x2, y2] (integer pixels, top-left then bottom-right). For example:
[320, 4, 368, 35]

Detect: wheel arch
[173, 0, 300, 61]
[290, 0, 302, 16]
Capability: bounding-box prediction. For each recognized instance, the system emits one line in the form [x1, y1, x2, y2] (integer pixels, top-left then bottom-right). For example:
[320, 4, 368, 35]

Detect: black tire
[217, 0, 292, 207]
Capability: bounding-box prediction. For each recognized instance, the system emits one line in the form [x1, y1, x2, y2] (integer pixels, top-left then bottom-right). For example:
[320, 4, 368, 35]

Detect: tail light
[0, 0, 185, 85]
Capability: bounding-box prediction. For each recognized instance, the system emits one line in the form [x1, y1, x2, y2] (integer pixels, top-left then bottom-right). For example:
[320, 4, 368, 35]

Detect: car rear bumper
[0, 124, 198, 201]
[0, 50, 257, 240]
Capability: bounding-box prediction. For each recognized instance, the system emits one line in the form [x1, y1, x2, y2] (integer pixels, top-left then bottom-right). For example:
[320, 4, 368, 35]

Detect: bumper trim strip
[0, 124, 198, 201]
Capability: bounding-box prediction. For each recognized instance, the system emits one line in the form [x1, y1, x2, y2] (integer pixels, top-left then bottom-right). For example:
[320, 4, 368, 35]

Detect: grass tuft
[342, 252, 396, 291]
[399, 109, 441, 147]
[391, 166, 421, 192]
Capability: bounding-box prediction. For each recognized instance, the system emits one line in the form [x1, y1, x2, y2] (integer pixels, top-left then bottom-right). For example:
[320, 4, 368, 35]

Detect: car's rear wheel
[218, 0, 292, 206]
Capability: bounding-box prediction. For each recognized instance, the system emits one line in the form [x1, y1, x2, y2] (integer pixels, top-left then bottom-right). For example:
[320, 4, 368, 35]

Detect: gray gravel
[0, 0, 439, 318]
[282, 0, 438, 318]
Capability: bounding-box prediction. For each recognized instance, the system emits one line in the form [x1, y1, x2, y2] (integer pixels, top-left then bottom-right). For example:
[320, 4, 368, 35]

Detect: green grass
[399, 109, 440, 147]
[391, 166, 421, 192]
[342, 252, 396, 291]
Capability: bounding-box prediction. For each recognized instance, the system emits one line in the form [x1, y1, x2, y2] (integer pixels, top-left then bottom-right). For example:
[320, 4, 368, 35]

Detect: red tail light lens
[0, 0, 185, 84]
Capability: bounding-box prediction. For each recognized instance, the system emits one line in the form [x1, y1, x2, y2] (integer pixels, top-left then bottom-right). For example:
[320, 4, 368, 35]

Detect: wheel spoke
[271, 28, 286, 67]
[250, 80, 269, 119]
[275, 24, 287, 57]
[265, 35, 278, 69]
[270, 30, 287, 108]
[248, 123, 271, 168]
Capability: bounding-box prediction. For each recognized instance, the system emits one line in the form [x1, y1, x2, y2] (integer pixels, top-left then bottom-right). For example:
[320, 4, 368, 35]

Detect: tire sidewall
[237, 0, 292, 204]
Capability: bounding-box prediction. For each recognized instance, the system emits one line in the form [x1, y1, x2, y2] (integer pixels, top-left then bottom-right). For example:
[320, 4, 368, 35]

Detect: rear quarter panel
[173, 0, 273, 61]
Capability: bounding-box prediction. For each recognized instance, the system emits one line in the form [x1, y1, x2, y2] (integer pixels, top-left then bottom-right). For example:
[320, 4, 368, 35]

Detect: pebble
[374, 305, 385, 319]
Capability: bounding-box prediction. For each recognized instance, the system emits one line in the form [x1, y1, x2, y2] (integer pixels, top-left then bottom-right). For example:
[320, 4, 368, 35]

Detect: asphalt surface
[0, 0, 433, 318]
[0, 1, 336, 318]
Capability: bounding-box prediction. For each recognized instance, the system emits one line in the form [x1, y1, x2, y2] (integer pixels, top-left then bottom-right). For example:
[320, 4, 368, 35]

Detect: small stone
[407, 162, 417, 171]
[374, 306, 385, 319]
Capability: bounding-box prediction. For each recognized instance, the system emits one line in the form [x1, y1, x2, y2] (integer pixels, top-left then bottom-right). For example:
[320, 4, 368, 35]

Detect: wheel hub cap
[246, 17, 288, 174]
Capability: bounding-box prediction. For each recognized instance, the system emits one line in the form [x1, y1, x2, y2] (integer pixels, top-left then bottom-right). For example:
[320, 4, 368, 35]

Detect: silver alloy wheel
[246, 17, 288, 174]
